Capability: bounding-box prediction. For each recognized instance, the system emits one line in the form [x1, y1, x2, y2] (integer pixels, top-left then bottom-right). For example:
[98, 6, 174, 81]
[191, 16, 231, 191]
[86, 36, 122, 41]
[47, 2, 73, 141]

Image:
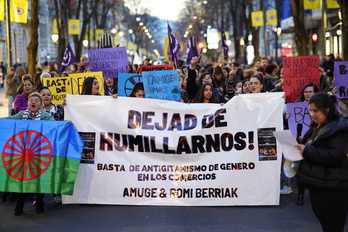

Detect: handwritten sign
[334, 61, 348, 99]
[88, 47, 128, 78]
[118, 73, 143, 97]
[138, 64, 174, 74]
[287, 102, 311, 142]
[69, 72, 104, 95]
[142, 70, 180, 101]
[283, 56, 320, 103]
[42, 77, 72, 104]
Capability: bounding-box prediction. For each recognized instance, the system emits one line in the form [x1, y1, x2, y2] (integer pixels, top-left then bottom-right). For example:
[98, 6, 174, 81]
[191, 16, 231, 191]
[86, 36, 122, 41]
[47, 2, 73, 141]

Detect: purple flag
[186, 36, 194, 65]
[167, 22, 180, 65]
[60, 43, 77, 72]
[221, 21, 229, 60]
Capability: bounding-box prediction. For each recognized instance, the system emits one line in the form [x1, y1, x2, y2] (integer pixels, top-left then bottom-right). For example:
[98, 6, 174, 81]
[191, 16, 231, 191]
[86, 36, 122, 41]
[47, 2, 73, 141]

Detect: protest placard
[283, 56, 320, 103]
[69, 72, 104, 95]
[42, 77, 72, 104]
[118, 73, 143, 97]
[88, 47, 128, 78]
[143, 70, 180, 101]
[138, 64, 174, 74]
[287, 102, 311, 141]
[334, 61, 348, 99]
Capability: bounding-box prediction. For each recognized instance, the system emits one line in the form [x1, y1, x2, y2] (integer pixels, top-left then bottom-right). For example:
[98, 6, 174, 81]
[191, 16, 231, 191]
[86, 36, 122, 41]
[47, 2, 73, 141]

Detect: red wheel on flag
[2, 130, 53, 181]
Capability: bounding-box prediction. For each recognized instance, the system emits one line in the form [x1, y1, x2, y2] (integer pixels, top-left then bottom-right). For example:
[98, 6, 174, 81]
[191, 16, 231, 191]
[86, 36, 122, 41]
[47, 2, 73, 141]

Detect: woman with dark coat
[295, 92, 348, 232]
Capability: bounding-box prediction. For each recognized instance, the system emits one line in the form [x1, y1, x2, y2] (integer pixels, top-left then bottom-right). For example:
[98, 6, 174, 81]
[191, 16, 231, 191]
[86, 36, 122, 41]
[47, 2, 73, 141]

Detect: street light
[51, 34, 59, 43]
[83, 40, 89, 47]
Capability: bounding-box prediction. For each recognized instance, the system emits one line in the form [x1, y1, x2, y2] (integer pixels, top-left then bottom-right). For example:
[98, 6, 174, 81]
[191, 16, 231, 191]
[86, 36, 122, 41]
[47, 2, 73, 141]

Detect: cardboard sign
[283, 56, 320, 103]
[334, 61, 348, 99]
[118, 73, 143, 97]
[69, 72, 104, 95]
[287, 102, 311, 141]
[88, 47, 128, 78]
[42, 77, 72, 104]
[143, 70, 180, 101]
[138, 64, 174, 74]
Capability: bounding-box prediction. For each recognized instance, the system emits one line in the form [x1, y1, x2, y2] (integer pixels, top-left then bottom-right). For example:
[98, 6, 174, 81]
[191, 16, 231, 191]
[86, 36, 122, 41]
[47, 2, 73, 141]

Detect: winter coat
[297, 117, 348, 191]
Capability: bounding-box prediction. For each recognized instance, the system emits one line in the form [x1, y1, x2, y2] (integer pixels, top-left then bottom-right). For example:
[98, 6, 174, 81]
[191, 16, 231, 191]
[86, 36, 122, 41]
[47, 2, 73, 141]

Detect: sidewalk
[0, 85, 9, 117]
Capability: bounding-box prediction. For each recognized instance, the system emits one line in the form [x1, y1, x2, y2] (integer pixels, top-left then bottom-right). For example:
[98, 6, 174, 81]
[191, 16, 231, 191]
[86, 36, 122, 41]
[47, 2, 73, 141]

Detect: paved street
[0, 191, 328, 232]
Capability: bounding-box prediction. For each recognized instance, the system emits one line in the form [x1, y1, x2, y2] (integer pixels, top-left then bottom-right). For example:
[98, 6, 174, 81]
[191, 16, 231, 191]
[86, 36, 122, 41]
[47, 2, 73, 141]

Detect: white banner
[63, 93, 284, 206]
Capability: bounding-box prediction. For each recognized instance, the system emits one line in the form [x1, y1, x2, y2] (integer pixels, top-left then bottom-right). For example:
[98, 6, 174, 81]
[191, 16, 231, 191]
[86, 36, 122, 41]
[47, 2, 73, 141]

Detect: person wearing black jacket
[296, 93, 348, 232]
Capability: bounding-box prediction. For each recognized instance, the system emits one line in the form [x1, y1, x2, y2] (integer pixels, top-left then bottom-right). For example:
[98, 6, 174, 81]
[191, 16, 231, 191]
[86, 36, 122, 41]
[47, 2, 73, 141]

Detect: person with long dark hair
[295, 93, 348, 232]
[81, 77, 101, 95]
[191, 83, 219, 104]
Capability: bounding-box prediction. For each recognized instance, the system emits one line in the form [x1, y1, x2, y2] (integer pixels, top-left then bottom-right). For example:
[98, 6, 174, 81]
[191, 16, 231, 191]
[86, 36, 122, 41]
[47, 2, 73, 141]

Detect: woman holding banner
[187, 55, 226, 103]
[249, 74, 264, 94]
[6, 92, 54, 215]
[81, 77, 101, 96]
[295, 93, 348, 232]
[191, 83, 219, 104]
[104, 78, 118, 96]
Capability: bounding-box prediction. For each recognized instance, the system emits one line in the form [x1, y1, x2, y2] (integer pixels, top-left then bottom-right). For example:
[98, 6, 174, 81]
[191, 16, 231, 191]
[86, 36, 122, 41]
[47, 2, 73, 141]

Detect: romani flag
[10, 0, 28, 24]
[303, 0, 321, 9]
[0, 120, 83, 195]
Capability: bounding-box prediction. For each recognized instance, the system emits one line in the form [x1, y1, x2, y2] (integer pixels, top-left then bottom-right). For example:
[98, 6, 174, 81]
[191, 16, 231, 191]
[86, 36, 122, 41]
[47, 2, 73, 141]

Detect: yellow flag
[95, 29, 104, 41]
[68, 19, 80, 35]
[327, 0, 339, 9]
[163, 37, 170, 62]
[114, 35, 122, 46]
[10, 0, 28, 23]
[251, 11, 264, 27]
[53, 19, 61, 34]
[304, 0, 321, 9]
[266, 9, 277, 25]
[0, 0, 4, 21]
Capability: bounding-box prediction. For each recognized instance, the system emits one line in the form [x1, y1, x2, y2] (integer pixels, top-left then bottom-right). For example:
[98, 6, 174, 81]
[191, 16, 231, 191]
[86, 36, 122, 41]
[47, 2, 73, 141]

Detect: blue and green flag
[0, 119, 83, 195]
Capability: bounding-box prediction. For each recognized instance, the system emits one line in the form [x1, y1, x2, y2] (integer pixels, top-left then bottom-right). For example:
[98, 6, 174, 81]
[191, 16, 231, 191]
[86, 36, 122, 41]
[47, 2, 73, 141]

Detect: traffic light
[311, 33, 318, 43]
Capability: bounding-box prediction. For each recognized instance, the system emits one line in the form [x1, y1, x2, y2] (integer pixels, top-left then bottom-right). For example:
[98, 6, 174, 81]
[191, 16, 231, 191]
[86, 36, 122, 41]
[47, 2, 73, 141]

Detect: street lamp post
[5, 0, 12, 69]
[322, 0, 327, 59]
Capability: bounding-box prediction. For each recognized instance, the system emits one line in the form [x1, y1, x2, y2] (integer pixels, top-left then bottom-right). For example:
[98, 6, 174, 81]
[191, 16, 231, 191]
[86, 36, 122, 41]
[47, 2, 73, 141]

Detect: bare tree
[290, 0, 309, 56]
[337, 0, 347, 60]
[27, 0, 39, 78]
[247, 0, 260, 60]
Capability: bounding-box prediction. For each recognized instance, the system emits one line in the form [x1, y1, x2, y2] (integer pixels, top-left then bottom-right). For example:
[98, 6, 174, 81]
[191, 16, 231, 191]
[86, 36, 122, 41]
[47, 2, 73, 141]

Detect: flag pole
[5, 0, 12, 69]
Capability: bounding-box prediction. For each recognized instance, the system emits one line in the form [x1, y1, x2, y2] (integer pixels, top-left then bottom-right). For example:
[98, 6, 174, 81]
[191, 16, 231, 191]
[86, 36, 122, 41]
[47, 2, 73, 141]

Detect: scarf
[22, 109, 42, 120]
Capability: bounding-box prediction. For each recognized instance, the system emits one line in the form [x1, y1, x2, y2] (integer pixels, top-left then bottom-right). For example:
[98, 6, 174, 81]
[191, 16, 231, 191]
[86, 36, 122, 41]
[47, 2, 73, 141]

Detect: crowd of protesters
[1, 51, 348, 232]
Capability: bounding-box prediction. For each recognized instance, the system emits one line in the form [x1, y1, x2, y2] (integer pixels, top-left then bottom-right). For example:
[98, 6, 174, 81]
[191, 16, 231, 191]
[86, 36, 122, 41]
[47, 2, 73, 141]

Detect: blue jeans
[8, 95, 14, 116]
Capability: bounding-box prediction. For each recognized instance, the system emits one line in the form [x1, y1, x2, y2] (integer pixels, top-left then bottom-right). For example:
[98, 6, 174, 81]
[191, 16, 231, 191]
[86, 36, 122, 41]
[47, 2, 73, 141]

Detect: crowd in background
[1, 52, 348, 231]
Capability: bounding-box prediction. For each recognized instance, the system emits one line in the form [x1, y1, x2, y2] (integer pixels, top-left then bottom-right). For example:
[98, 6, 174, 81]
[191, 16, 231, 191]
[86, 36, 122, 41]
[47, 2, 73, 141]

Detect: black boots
[14, 193, 25, 216]
[35, 194, 44, 213]
[13, 193, 45, 215]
